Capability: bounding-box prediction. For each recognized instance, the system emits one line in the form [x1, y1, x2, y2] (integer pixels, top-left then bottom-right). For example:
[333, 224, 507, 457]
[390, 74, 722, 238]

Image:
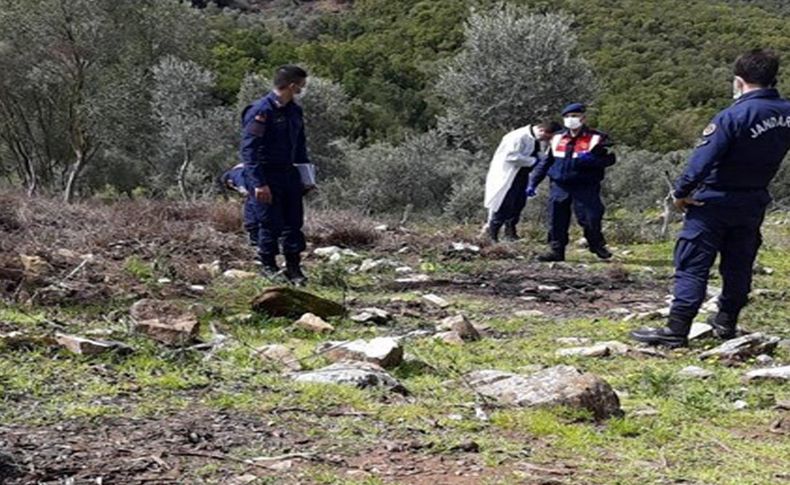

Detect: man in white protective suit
[483, 121, 561, 242]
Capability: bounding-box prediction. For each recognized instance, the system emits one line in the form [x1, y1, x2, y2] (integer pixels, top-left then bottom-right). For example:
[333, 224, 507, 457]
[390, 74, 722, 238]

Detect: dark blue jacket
[674, 88, 790, 204]
[239, 91, 310, 188]
[530, 126, 615, 188]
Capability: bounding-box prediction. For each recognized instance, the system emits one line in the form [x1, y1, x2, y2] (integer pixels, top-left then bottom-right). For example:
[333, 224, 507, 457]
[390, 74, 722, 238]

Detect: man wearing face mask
[631, 49, 790, 348]
[240, 65, 312, 285]
[484, 121, 562, 242]
[527, 103, 616, 262]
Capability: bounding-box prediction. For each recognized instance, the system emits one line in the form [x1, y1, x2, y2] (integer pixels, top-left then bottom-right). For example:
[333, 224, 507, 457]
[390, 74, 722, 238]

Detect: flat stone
[350, 308, 392, 324]
[596, 341, 631, 355]
[395, 274, 431, 284]
[678, 366, 714, 379]
[256, 344, 301, 371]
[0, 331, 56, 349]
[556, 344, 610, 358]
[515, 310, 546, 318]
[465, 366, 622, 419]
[252, 287, 346, 319]
[555, 337, 593, 346]
[688, 322, 714, 340]
[537, 285, 561, 293]
[322, 337, 403, 368]
[422, 293, 450, 308]
[755, 354, 774, 366]
[55, 333, 132, 356]
[394, 266, 414, 274]
[699, 333, 780, 362]
[294, 313, 334, 333]
[314, 246, 343, 257]
[436, 315, 480, 341]
[743, 365, 790, 383]
[436, 331, 465, 345]
[222, 269, 258, 280]
[291, 360, 406, 393]
[130, 299, 200, 346]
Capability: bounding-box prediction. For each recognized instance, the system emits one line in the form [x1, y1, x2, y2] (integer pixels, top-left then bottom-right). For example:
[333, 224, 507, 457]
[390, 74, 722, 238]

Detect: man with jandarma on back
[631, 49, 790, 347]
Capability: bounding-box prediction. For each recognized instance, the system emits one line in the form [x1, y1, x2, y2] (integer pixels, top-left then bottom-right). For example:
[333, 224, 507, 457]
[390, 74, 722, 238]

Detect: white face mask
[563, 116, 583, 130]
[732, 77, 743, 100]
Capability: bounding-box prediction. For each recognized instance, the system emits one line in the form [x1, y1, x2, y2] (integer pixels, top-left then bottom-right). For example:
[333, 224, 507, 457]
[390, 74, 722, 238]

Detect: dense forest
[1, 0, 789, 214]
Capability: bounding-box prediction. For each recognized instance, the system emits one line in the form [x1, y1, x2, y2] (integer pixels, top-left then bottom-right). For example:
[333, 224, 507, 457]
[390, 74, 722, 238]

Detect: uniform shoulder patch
[702, 123, 717, 137]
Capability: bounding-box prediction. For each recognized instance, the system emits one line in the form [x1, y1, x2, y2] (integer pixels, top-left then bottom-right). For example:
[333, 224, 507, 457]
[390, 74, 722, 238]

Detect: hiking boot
[502, 225, 520, 242]
[285, 253, 308, 286]
[629, 327, 688, 348]
[537, 249, 565, 262]
[259, 254, 283, 281]
[707, 311, 738, 340]
[486, 223, 501, 243]
[590, 246, 613, 260]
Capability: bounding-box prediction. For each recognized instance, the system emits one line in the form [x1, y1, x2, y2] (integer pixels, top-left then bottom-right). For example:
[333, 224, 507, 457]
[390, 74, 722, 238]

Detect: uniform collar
[734, 87, 780, 104]
[265, 91, 291, 108]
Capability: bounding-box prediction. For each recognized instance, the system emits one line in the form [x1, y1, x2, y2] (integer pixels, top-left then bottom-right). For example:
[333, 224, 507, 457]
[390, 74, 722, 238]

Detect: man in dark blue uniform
[217, 163, 259, 247]
[527, 103, 616, 262]
[632, 49, 790, 347]
[240, 65, 311, 285]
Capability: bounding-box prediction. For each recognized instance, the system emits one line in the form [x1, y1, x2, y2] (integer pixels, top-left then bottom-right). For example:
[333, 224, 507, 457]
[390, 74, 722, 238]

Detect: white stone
[222, 269, 258, 280]
[515, 310, 546, 318]
[294, 313, 334, 333]
[743, 365, 790, 383]
[422, 293, 450, 308]
[556, 344, 610, 358]
[350, 308, 392, 324]
[314, 246, 343, 257]
[678, 366, 714, 379]
[537, 285, 560, 292]
[688, 322, 713, 341]
[292, 361, 405, 392]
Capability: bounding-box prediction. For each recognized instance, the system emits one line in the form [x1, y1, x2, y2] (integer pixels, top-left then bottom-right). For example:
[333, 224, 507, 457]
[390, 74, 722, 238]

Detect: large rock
[294, 313, 334, 333]
[743, 365, 790, 383]
[55, 333, 132, 356]
[291, 361, 406, 393]
[465, 366, 622, 419]
[130, 299, 200, 346]
[252, 287, 345, 319]
[699, 333, 780, 363]
[322, 337, 403, 368]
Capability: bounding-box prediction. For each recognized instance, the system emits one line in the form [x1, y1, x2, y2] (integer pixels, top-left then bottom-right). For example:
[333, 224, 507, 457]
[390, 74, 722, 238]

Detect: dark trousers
[245, 166, 306, 257]
[490, 167, 531, 230]
[547, 182, 606, 251]
[670, 202, 767, 331]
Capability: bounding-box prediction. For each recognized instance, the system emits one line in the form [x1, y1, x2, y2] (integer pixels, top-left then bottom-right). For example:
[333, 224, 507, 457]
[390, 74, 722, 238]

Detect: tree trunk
[63, 148, 85, 204]
[177, 143, 191, 201]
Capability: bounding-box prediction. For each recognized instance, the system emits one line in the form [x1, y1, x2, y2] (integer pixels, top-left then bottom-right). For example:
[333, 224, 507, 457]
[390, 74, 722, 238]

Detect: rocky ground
[1, 196, 789, 484]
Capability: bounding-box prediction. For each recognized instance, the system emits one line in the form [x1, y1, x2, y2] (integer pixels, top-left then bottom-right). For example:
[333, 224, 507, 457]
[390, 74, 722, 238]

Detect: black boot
[259, 254, 282, 280]
[590, 246, 613, 260]
[486, 223, 501, 243]
[707, 311, 738, 340]
[502, 224, 520, 242]
[285, 253, 307, 286]
[630, 315, 690, 348]
[537, 247, 565, 262]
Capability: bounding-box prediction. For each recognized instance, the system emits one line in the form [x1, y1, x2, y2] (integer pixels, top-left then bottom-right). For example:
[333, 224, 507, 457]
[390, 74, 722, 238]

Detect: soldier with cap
[527, 103, 616, 261]
[239, 65, 312, 285]
[631, 49, 790, 347]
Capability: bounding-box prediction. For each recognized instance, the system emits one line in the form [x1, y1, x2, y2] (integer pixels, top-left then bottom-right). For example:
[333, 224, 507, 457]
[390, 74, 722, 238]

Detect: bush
[604, 148, 689, 212]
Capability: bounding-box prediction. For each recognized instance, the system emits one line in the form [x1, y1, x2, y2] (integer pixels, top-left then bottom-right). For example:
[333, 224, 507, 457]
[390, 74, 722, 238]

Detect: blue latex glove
[526, 186, 538, 198]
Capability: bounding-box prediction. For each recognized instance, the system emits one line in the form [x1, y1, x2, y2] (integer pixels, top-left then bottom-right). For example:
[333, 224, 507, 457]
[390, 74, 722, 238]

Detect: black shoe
[630, 327, 688, 348]
[537, 249, 565, 262]
[285, 253, 308, 286]
[486, 224, 500, 243]
[590, 246, 613, 260]
[259, 254, 283, 281]
[502, 225, 520, 242]
[707, 311, 738, 340]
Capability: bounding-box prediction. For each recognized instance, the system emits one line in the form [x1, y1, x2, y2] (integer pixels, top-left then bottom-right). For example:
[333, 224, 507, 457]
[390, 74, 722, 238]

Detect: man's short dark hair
[734, 49, 779, 87]
[273, 65, 308, 89]
[538, 120, 563, 133]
